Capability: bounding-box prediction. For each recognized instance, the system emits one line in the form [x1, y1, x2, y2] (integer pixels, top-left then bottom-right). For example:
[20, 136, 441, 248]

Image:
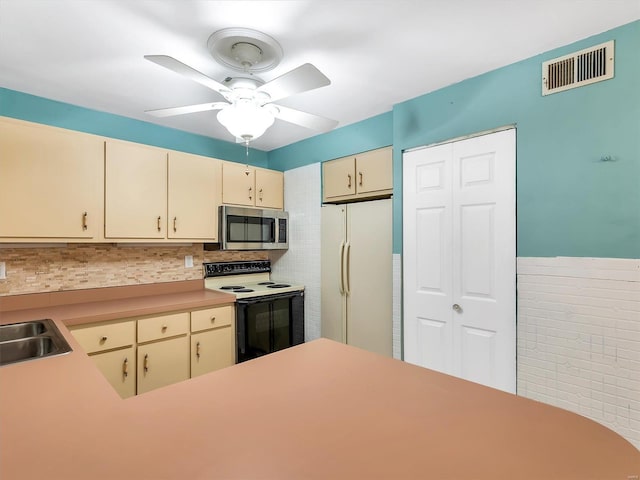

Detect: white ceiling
[0, 0, 638, 151]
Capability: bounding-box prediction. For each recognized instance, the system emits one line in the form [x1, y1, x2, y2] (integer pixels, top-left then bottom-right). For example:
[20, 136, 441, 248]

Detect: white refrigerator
[321, 198, 392, 357]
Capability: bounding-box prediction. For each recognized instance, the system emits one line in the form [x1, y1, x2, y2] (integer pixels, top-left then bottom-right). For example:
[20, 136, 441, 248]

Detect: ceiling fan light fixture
[217, 100, 275, 142]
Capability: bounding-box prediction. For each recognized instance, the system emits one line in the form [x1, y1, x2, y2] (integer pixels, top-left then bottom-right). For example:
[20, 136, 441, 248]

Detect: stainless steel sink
[0, 319, 72, 367]
[0, 321, 46, 342]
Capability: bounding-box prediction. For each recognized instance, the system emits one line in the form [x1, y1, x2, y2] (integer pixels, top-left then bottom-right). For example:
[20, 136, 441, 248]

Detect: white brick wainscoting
[517, 257, 640, 450]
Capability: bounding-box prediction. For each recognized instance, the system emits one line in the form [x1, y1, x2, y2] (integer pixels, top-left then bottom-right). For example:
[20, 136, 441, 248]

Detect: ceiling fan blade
[144, 55, 231, 97]
[145, 102, 228, 118]
[257, 63, 330, 103]
[272, 105, 338, 132]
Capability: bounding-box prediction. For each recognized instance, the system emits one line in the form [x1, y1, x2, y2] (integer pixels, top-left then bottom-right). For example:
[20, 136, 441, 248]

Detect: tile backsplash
[0, 244, 267, 296]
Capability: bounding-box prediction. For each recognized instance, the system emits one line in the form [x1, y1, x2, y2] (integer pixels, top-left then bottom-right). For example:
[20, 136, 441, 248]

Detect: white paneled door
[403, 129, 516, 393]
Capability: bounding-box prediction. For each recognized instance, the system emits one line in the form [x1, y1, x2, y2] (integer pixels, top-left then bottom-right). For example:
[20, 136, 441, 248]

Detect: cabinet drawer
[137, 312, 189, 343]
[70, 320, 135, 354]
[191, 305, 234, 333]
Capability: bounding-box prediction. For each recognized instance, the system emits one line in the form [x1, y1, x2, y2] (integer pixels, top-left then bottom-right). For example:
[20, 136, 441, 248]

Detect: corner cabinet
[322, 147, 392, 203]
[0, 117, 104, 241]
[222, 162, 284, 210]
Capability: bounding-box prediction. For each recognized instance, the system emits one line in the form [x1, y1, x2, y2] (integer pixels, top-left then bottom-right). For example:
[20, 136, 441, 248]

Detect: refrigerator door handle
[344, 242, 351, 295]
[339, 240, 345, 294]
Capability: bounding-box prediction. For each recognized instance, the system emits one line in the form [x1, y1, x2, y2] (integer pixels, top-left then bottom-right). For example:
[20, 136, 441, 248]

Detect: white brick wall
[517, 257, 640, 450]
[270, 163, 322, 341]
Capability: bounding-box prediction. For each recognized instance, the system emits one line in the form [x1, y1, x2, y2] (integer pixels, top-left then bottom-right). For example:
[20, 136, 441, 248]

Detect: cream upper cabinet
[222, 162, 255, 207]
[323, 156, 356, 199]
[222, 162, 284, 210]
[255, 168, 284, 209]
[323, 147, 392, 203]
[105, 140, 167, 239]
[0, 117, 104, 240]
[168, 151, 221, 241]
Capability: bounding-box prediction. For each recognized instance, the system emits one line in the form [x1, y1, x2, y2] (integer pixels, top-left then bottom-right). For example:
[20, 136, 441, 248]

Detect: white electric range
[204, 260, 305, 363]
[204, 260, 304, 299]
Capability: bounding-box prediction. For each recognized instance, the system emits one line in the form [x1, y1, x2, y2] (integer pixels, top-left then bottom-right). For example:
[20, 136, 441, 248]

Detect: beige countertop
[0, 286, 638, 479]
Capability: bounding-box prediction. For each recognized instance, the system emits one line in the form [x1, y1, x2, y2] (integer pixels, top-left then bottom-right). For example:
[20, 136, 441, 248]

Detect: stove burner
[258, 281, 275, 285]
[234, 288, 255, 293]
[267, 284, 291, 289]
[220, 285, 245, 290]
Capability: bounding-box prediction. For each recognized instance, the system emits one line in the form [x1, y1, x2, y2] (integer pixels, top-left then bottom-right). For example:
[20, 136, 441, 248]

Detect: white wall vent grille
[542, 40, 614, 95]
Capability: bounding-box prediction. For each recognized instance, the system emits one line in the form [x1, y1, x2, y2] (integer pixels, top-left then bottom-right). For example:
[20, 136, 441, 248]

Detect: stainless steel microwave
[220, 206, 289, 250]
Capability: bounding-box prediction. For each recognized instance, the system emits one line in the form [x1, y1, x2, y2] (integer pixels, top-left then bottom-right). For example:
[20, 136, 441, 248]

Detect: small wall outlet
[0, 262, 6, 280]
[184, 255, 194, 268]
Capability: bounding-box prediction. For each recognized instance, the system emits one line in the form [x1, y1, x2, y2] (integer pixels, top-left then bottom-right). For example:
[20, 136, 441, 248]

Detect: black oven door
[236, 291, 304, 363]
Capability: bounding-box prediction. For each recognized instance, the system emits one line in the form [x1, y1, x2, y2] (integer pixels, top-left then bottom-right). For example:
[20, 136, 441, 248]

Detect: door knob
[452, 304, 462, 313]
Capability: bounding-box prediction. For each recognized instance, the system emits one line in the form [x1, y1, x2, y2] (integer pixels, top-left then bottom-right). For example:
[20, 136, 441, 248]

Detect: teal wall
[268, 112, 393, 171]
[2, 21, 638, 258]
[0, 88, 269, 167]
[271, 20, 640, 259]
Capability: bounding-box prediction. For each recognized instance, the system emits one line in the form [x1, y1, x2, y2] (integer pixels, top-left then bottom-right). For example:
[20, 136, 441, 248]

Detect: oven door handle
[235, 291, 303, 305]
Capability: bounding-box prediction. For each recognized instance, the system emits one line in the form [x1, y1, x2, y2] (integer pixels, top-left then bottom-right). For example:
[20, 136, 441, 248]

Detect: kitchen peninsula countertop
[0, 284, 638, 478]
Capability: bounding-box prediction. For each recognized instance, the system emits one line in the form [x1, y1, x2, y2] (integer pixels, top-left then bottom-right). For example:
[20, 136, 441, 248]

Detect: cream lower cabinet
[137, 336, 190, 394]
[69, 319, 136, 399]
[91, 346, 136, 399]
[190, 305, 235, 377]
[71, 305, 235, 397]
[137, 312, 190, 394]
[0, 116, 104, 241]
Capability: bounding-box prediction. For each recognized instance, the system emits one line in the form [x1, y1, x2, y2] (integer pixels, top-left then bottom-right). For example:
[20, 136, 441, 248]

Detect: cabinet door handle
[196, 341, 201, 359]
[82, 212, 88, 231]
[259, 188, 263, 201]
[248, 187, 253, 200]
[347, 174, 352, 188]
[144, 353, 149, 373]
[359, 171, 363, 186]
[123, 357, 128, 378]
[173, 216, 177, 232]
[157, 216, 161, 232]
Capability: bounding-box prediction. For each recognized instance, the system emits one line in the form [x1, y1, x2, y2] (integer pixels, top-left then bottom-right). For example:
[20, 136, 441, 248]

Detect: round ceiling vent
[207, 27, 283, 73]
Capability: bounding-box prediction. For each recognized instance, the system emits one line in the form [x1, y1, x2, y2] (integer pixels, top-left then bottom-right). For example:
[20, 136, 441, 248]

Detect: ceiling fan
[144, 28, 338, 145]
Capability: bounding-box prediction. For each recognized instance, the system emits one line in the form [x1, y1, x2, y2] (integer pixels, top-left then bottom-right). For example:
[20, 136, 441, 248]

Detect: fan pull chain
[245, 139, 250, 173]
